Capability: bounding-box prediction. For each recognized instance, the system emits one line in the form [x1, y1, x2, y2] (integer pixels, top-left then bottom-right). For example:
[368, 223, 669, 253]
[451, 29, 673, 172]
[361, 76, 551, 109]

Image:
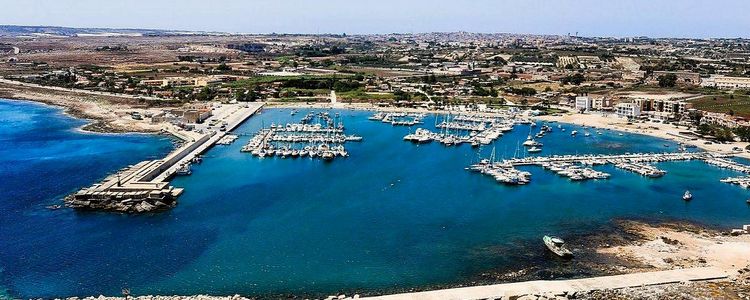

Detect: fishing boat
[683, 190, 693, 201]
[176, 163, 192, 176]
[543, 235, 573, 258]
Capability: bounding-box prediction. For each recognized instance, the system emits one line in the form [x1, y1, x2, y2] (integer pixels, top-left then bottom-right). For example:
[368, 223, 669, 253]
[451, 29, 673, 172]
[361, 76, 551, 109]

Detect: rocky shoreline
[64, 196, 177, 213]
[0, 82, 172, 134]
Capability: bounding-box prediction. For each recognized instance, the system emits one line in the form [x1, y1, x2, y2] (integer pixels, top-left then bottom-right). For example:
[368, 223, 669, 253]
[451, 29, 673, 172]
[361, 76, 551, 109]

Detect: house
[615, 102, 641, 118]
[575, 96, 593, 111]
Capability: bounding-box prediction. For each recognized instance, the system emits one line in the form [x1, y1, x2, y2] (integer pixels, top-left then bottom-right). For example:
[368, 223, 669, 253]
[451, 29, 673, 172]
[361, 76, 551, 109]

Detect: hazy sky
[2, 0, 749, 37]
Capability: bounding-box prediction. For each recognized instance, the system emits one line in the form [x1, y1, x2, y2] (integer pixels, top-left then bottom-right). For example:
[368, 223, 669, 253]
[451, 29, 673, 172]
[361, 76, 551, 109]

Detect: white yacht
[683, 190, 693, 201]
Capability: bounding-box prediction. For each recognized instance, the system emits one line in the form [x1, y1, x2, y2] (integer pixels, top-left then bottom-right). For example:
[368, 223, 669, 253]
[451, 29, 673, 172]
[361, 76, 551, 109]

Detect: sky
[1, 0, 749, 38]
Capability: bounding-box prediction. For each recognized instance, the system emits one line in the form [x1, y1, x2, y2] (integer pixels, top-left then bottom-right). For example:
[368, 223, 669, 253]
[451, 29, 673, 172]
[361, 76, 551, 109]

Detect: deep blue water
[1, 101, 749, 299]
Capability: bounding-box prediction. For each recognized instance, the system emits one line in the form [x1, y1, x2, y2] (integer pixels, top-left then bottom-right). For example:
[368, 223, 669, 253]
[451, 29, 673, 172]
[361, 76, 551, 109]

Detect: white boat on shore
[543, 235, 573, 258]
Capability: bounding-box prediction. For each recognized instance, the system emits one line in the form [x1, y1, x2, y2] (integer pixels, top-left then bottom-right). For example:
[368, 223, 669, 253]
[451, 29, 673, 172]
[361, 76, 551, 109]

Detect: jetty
[369, 112, 426, 126]
[470, 152, 720, 185]
[64, 103, 264, 213]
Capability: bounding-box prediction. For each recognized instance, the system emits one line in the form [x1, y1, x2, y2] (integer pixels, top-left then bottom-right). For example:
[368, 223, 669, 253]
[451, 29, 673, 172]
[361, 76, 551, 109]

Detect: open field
[690, 95, 750, 118]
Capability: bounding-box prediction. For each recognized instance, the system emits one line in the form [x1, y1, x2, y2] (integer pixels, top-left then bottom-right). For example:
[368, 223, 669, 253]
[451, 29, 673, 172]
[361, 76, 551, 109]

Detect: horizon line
[2, 23, 749, 40]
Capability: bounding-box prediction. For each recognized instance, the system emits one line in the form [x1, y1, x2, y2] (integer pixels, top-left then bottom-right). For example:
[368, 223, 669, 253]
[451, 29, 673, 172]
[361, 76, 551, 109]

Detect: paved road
[0, 78, 166, 101]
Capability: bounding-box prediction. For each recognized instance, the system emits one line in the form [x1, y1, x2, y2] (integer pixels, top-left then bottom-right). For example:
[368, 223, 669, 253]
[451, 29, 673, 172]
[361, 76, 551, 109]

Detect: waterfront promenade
[364, 267, 729, 300]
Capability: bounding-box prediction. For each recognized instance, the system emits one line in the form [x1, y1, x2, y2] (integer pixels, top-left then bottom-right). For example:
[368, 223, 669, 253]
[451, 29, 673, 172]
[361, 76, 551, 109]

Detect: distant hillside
[0, 25, 226, 37]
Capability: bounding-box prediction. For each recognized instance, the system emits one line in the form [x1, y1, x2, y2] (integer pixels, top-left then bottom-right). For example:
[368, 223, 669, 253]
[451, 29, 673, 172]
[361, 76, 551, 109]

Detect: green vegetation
[561, 73, 585, 85]
[690, 94, 750, 118]
[337, 89, 395, 101]
[227, 74, 356, 88]
[658, 73, 677, 88]
[505, 87, 537, 96]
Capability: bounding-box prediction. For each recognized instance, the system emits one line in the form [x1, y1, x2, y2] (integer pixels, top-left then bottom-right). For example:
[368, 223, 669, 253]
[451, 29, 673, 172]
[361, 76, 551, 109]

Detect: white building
[702, 75, 750, 89]
[575, 96, 593, 111]
[615, 102, 641, 118]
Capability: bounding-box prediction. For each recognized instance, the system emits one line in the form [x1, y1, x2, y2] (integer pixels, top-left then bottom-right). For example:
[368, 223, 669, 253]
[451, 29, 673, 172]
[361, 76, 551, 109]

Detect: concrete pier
[65, 102, 263, 212]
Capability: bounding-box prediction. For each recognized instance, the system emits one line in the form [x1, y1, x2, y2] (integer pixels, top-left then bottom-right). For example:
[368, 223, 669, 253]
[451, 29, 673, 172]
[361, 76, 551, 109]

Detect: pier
[65, 103, 264, 213]
[369, 112, 426, 126]
[470, 152, 720, 185]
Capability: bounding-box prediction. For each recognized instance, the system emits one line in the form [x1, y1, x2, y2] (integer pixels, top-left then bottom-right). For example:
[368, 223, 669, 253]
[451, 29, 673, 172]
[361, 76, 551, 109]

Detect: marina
[241, 111, 361, 160]
[469, 152, 720, 185]
[4, 104, 750, 299]
[399, 113, 515, 146]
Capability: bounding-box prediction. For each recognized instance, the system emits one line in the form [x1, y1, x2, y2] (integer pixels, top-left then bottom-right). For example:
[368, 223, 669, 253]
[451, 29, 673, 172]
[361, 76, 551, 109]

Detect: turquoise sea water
[1, 100, 749, 299]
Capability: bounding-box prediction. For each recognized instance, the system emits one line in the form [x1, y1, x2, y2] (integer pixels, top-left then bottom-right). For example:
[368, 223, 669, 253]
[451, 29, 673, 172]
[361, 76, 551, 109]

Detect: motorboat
[543, 236, 573, 257]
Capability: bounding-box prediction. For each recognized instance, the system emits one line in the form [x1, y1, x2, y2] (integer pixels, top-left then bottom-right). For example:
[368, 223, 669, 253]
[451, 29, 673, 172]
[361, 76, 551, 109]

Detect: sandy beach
[536, 112, 750, 160]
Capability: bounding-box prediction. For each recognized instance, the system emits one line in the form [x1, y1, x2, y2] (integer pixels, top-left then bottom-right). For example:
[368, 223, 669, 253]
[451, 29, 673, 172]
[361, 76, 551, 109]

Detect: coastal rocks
[64, 295, 249, 300]
[64, 197, 176, 213]
[511, 292, 570, 300]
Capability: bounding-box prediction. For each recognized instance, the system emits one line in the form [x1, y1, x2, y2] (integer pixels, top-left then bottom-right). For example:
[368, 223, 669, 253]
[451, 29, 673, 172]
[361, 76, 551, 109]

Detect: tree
[734, 126, 750, 142]
[658, 73, 677, 88]
[561, 73, 585, 85]
[697, 123, 711, 135]
[216, 63, 232, 72]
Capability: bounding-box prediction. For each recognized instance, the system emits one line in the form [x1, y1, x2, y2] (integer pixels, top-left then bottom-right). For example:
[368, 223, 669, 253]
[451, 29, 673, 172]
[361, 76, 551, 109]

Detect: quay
[362, 267, 729, 300]
[64, 102, 264, 213]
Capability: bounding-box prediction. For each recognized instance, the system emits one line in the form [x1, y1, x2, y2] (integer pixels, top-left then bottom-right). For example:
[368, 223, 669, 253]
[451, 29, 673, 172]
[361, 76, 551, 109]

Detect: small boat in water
[527, 146, 542, 153]
[46, 204, 62, 210]
[176, 163, 192, 176]
[571, 130, 578, 136]
[683, 190, 693, 201]
[543, 235, 573, 258]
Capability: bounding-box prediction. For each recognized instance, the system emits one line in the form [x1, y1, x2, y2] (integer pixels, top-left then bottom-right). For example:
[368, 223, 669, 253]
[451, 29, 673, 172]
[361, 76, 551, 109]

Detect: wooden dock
[363, 267, 729, 300]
